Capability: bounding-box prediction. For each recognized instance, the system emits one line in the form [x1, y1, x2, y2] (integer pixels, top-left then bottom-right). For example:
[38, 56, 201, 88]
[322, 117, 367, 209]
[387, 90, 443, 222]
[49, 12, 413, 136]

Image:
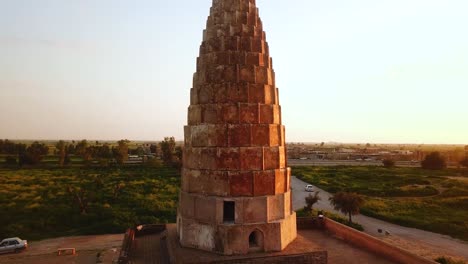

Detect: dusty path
[292, 176, 468, 261]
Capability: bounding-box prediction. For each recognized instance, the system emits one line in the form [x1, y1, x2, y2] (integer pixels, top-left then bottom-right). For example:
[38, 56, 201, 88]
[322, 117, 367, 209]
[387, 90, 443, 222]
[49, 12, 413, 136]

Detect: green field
[2, 165, 468, 242]
[293, 166, 468, 241]
[0, 166, 179, 240]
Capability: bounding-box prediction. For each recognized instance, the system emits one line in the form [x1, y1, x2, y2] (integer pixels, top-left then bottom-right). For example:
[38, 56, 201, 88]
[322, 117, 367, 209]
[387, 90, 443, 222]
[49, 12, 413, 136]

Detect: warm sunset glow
[0, 0, 467, 144]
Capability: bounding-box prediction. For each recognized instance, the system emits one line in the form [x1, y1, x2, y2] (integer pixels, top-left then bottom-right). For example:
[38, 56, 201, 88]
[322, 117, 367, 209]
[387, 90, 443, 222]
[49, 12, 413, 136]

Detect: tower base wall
[177, 212, 296, 255]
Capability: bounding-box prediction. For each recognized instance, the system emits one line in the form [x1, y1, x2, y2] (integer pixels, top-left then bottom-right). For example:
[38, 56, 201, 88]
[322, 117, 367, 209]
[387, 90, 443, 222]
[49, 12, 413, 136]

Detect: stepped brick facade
[178, 0, 297, 255]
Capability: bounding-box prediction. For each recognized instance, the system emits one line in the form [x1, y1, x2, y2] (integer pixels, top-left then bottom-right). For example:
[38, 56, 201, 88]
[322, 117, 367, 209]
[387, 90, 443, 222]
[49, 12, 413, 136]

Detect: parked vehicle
[0, 237, 28, 254]
[305, 185, 314, 192]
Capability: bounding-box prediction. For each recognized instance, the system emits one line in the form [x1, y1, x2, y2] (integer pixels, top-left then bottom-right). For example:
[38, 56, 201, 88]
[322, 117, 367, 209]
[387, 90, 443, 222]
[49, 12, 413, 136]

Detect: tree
[112, 182, 125, 201]
[460, 157, 468, 168]
[75, 140, 87, 155]
[131, 146, 145, 156]
[382, 159, 395, 168]
[160, 137, 177, 166]
[174, 146, 183, 168]
[150, 144, 158, 154]
[304, 191, 320, 213]
[19, 141, 49, 165]
[0, 139, 26, 155]
[55, 140, 67, 166]
[76, 140, 92, 164]
[0, 139, 15, 154]
[113, 139, 130, 165]
[421, 152, 446, 170]
[67, 186, 90, 214]
[329, 192, 364, 223]
[67, 144, 75, 155]
[15, 143, 27, 155]
[97, 143, 112, 162]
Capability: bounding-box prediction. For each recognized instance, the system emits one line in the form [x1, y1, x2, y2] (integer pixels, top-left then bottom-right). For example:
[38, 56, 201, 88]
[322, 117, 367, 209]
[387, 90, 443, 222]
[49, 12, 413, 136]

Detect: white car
[0, 237, 28, 254]
[305, 185, 314, 192]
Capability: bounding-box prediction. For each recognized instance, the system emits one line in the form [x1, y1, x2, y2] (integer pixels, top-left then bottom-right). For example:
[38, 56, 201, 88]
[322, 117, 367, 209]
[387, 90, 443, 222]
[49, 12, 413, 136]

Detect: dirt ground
[0, 234, 123, 264]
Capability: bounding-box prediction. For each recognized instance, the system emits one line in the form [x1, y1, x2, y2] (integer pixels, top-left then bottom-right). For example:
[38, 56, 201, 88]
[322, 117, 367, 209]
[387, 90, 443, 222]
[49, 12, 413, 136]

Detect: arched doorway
[248, 229, 264, 252]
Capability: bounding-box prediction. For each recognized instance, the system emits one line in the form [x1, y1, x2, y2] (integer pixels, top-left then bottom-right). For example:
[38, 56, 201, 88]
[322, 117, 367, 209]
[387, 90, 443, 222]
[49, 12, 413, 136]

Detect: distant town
[287, 142, 468, 167]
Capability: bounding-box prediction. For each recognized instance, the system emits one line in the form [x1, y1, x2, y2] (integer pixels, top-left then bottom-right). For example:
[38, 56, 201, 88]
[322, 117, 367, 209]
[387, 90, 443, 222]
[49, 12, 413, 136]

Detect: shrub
[330, 214, 365, 231]
[304, 191, 320, 212]
[296, 208, 364, 231]
[296, 208, 314, 217]
[5, 156, 17, 165]
[422, 152, 446, 170]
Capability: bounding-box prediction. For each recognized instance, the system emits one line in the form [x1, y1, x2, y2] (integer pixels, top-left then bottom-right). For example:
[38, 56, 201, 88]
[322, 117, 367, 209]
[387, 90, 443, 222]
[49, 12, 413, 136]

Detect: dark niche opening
[248, 229, 264, 252]
[223, 201, 235, 223]
[249, 232, 258, 247]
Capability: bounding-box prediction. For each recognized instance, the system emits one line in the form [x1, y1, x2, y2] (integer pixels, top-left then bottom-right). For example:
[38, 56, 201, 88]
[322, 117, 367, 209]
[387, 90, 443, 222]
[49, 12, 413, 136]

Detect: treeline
[0, 140, 48, 166]
[0, 137, 182, 168]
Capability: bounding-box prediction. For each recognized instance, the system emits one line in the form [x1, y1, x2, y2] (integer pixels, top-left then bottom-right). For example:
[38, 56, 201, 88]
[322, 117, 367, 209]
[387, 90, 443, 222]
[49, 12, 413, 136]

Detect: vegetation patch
[0, 166, 180, 240]
[293, 166, 468, 241]
[296, 208, 364, 231]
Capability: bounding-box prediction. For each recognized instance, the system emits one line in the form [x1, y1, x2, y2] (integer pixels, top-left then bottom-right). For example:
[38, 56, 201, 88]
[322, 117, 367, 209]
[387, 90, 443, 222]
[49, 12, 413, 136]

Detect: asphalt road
[291, 176, 468, 260]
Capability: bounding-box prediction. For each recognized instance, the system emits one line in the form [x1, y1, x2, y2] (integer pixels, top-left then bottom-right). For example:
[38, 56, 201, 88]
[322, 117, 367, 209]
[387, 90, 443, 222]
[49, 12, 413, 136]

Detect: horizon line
[1, 138, 466, 146]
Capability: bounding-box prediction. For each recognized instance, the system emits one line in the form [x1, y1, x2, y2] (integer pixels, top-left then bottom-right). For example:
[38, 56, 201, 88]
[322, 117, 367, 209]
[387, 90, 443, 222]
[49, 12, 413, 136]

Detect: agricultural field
[293, 166, 468, 241]
[0, 166, 179, 240]
[2, 164, 468, 243]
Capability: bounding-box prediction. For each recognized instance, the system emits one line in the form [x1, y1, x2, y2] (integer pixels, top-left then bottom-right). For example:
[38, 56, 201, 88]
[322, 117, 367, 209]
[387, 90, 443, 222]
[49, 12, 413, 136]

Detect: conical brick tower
[178, 0, 296, 255]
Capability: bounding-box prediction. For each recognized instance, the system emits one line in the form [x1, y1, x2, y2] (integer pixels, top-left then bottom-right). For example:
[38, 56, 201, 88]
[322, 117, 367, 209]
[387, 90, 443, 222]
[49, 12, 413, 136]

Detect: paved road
[291, 176, 468, 260]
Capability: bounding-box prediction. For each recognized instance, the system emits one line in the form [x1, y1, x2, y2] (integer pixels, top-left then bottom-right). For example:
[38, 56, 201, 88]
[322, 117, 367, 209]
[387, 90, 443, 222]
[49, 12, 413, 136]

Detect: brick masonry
[178, 0, 296, 255]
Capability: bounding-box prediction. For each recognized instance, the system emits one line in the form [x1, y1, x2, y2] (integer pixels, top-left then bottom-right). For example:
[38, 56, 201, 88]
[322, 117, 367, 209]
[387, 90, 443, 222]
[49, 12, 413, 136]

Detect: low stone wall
[323, 218, 437, 264]
[135, 224, 166, 237]
[296, 217, 324, 230]
[118, 228, 135, 264]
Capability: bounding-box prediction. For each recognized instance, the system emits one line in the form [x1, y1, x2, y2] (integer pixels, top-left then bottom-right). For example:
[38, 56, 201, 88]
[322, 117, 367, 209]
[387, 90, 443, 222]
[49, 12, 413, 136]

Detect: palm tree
[329, 192, 364, 223]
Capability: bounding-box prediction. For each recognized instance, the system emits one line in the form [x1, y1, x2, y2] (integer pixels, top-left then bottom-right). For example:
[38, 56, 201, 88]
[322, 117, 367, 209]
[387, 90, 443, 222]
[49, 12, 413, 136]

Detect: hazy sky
[1, 0, 467, 144]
